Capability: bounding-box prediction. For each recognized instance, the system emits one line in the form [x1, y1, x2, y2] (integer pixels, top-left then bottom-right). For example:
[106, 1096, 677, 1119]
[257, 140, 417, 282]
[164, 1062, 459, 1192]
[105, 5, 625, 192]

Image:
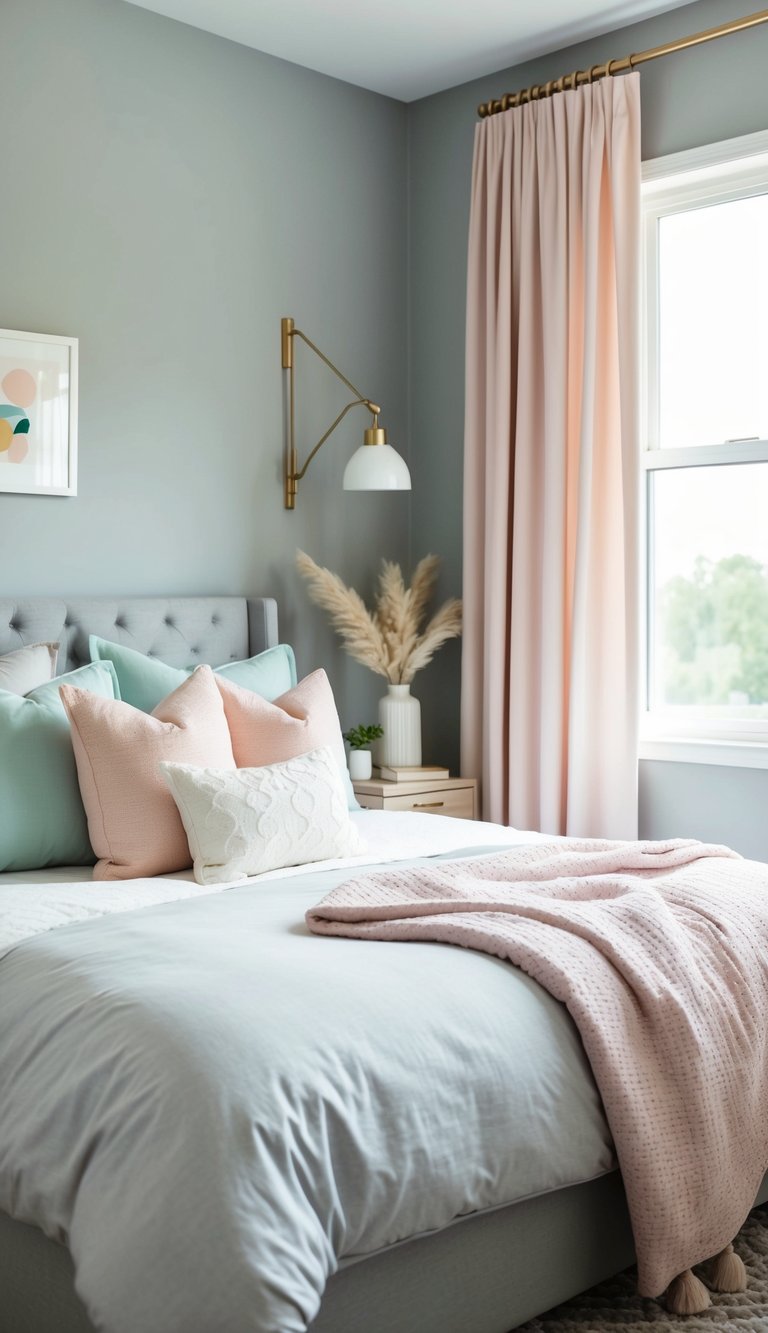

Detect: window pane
[658, 192, 768, 448]
[650, 463, 768, 716]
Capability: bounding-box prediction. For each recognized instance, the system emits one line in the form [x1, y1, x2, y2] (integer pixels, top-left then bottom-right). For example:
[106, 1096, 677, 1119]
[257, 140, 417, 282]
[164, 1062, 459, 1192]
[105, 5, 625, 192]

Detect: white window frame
[640, 129, 768, 769]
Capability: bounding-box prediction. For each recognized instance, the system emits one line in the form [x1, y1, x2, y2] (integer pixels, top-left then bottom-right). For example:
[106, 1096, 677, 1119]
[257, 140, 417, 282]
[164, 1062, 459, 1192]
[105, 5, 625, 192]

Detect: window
[642, 131, 768, 767]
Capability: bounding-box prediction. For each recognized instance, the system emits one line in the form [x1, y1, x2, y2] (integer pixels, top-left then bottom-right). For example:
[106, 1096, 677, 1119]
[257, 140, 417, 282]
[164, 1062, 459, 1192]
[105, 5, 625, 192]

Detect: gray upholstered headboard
[0, 597, 279, 675]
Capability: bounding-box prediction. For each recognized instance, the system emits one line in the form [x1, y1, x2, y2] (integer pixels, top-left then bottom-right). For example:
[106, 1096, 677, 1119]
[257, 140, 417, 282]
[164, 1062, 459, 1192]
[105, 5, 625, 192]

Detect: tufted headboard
[0, 597, 279, 676]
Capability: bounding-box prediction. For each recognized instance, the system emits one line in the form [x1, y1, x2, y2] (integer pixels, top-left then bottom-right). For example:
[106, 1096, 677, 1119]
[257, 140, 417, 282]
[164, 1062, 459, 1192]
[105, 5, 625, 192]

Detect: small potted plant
[343, 723, 384, 781]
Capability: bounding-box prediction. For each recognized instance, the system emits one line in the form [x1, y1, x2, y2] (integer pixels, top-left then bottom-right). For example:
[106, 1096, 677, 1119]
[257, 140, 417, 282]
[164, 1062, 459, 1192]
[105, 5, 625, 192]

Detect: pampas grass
[296, 550, 462, 684]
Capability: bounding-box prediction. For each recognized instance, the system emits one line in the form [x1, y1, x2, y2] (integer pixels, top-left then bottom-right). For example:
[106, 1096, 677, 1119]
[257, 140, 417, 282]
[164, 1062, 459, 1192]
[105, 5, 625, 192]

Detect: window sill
[639, 737, 768, 769]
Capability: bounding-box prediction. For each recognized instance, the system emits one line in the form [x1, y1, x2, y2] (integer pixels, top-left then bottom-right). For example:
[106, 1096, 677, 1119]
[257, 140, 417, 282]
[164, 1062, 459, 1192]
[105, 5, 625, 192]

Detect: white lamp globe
[343, 443, 411, 492]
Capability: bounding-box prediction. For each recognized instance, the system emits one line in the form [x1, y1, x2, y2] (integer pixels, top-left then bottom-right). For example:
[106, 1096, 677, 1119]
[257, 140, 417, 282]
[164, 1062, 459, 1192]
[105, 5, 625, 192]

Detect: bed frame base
[2, 1173, 634, 1333]
[5, 1172, 767, 1332]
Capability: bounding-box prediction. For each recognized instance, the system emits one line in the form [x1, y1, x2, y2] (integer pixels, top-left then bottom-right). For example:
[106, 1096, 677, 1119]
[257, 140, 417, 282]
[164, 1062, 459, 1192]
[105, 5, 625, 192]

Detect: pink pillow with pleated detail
[216, 668, 349, 776]
[60, 665, 235, 880]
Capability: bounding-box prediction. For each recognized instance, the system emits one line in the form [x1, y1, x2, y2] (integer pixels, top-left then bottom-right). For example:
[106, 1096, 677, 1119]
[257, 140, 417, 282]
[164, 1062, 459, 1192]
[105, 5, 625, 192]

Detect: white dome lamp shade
[343, 419, 411, 492]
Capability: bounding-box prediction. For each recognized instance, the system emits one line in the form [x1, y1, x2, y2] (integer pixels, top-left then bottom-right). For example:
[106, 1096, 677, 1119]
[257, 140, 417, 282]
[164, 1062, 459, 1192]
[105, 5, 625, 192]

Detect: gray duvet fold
[0, 849, 613, 1332]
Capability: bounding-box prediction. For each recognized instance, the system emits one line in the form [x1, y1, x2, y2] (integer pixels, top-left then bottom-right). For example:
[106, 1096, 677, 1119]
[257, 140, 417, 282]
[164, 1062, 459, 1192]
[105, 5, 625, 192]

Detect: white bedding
[0, 810, 537, 958]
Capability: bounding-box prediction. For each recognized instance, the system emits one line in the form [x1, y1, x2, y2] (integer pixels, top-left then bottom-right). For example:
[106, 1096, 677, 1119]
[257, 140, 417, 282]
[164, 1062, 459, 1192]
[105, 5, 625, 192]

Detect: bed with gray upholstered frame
[1, 596, 765, 1333]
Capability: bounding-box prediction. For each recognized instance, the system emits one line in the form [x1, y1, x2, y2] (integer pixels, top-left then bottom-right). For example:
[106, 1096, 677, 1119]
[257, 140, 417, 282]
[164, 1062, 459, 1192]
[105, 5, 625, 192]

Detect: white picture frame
[0, 328, 78, 496]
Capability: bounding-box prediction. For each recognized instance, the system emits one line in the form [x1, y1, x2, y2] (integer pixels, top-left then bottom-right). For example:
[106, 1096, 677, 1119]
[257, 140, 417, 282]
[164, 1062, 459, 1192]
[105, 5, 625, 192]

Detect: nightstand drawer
[381, 786, 476, 820]
[353, 776, 478, 820]
[354, 783, 474, 815]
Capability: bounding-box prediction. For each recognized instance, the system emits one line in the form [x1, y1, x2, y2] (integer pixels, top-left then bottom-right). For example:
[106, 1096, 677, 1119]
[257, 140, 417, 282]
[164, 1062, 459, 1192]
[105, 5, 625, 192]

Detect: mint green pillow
[89, 637, 297, 714]
[0, 660, 120, 872]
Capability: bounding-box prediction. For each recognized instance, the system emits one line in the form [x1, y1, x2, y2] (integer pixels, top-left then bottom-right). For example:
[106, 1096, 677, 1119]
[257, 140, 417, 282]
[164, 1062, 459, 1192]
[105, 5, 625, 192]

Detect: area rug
[519, 1207, 768, 1331]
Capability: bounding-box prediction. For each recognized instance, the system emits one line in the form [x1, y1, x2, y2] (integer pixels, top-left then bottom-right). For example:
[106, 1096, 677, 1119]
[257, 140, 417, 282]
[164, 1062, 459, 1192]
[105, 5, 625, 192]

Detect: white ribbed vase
[378, 683, 422, 767]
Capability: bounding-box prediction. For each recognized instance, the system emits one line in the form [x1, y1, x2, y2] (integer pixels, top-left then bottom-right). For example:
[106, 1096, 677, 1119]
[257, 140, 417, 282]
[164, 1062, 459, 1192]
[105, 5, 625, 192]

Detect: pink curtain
[461, 73, 641, 839]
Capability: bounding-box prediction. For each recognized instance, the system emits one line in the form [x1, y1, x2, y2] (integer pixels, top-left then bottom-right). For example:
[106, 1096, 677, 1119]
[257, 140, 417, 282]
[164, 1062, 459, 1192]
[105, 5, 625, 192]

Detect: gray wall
[1, 0, 409, 729]
[407, 0, 768, 855]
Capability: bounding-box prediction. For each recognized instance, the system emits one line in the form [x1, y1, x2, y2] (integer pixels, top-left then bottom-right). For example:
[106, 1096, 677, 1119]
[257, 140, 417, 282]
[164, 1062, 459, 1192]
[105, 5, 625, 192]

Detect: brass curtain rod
[477, 8, 768, 117]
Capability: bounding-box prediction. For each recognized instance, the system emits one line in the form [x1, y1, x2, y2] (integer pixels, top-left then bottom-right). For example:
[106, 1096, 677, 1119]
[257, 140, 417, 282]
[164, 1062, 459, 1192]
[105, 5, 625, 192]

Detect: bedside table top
[352, 775, 477, 797]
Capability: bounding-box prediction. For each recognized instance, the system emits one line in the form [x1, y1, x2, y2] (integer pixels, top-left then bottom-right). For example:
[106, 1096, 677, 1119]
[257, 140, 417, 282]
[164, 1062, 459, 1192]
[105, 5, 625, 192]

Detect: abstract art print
[0, 329, 78, 496]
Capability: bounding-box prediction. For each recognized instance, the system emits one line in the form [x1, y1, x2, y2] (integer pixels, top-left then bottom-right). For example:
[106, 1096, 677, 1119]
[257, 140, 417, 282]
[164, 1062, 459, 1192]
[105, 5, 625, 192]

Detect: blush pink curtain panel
[461, 72, 641, 838]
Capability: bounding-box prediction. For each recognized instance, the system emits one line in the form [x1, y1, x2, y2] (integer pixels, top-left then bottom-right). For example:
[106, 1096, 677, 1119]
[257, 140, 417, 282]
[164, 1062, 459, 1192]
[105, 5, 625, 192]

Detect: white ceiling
[121, 0, 695, 101]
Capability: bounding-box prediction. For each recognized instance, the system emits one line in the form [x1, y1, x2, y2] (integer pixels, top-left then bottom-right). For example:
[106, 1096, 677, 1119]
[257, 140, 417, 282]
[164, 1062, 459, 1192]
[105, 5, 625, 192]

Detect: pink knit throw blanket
[307, 838, 768, 1297]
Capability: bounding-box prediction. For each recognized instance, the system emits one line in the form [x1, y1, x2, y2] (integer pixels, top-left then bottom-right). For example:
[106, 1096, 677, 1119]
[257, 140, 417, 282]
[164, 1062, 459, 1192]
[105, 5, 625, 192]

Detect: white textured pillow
[0, 642, 58, 695]
[161, 746, 366, 885]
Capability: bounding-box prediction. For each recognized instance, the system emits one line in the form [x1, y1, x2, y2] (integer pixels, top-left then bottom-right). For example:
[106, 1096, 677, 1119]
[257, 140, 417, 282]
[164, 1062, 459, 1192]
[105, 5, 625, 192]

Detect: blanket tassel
[664, 1269, 711, 1315]
[706, 1242, 747, 1293]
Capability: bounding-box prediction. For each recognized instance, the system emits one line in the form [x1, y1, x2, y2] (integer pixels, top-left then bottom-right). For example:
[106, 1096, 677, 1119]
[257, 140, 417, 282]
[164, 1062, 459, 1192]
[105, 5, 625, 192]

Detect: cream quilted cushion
[161, 746, 366, 885]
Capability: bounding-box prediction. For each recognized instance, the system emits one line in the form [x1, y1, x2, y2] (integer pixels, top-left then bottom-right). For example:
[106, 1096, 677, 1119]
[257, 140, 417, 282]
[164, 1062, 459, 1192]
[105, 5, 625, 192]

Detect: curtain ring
[628, 52, 638, 68]
[501, 94, 511, 112]
[568, 70, 579, 91]
[531, 84, 541, 100]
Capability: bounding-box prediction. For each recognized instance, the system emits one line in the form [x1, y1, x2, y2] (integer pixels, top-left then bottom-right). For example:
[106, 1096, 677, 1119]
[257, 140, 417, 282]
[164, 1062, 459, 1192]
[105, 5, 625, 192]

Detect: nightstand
[352, 775, 478, 820]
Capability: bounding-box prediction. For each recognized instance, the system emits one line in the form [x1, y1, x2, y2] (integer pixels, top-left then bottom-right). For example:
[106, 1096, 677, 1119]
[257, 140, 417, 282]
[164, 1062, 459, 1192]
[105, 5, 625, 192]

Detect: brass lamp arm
[294, 397, 378, 483]
[292, 327, 369, 405]
[282, 316, 383, 509]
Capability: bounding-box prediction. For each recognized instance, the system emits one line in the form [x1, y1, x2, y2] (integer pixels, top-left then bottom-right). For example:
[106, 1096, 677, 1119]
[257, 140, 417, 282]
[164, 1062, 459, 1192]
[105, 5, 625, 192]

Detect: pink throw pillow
[60, 666, 235, 880]
[216, 668, 348, 774]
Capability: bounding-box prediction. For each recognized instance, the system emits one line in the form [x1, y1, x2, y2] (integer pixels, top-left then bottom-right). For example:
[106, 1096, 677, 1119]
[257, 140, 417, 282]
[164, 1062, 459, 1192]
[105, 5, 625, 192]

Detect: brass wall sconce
[281, 316, 411, 510]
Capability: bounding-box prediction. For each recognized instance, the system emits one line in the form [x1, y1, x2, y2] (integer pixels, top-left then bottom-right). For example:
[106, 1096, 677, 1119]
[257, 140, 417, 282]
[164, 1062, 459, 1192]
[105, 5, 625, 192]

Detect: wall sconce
[281, 316, 411, 510]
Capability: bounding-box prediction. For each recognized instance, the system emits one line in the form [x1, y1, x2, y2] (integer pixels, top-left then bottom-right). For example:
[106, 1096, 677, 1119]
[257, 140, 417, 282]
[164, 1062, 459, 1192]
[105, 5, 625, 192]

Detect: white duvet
[0, 812, 539, 957]
[0, 812, 614, 1333]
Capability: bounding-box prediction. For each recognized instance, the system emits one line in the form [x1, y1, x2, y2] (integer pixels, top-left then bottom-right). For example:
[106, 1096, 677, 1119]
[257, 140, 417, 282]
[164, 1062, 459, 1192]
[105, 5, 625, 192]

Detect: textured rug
[518, 1207, 768, 1331]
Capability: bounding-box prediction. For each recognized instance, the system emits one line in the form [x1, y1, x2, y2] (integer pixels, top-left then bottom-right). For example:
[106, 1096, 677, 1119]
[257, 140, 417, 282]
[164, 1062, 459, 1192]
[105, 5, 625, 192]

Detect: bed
[1, 594, 765, 1333]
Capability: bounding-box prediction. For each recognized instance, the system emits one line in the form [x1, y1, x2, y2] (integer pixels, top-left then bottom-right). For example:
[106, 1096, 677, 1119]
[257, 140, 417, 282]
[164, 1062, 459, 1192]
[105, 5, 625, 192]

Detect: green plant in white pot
[343, 724, 384, 781]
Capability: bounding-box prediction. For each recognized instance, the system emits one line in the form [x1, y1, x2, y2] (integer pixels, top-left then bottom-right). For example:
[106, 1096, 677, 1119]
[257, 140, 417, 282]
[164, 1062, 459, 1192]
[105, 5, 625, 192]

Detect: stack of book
[373, 764, 449, 782]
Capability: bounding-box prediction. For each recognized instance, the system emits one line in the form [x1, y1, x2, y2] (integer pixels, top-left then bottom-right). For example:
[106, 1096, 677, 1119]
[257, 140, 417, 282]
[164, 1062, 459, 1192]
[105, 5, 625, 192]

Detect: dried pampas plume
[296, 550, 461, 684]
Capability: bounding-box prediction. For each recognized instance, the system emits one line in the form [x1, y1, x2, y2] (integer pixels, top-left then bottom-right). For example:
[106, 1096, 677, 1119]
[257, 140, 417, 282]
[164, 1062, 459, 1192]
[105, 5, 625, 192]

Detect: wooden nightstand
[352, 776, 478, 821]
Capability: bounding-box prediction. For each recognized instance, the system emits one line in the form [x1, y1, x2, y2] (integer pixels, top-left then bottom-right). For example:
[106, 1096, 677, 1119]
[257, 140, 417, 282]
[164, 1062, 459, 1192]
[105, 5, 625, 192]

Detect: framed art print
[0, 329, 78, 496]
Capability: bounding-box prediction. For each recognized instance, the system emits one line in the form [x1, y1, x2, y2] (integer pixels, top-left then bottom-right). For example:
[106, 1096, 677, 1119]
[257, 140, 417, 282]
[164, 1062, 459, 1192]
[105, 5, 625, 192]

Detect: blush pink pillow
[216, 669, 349, 776]
[60, 666, 235, 880]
